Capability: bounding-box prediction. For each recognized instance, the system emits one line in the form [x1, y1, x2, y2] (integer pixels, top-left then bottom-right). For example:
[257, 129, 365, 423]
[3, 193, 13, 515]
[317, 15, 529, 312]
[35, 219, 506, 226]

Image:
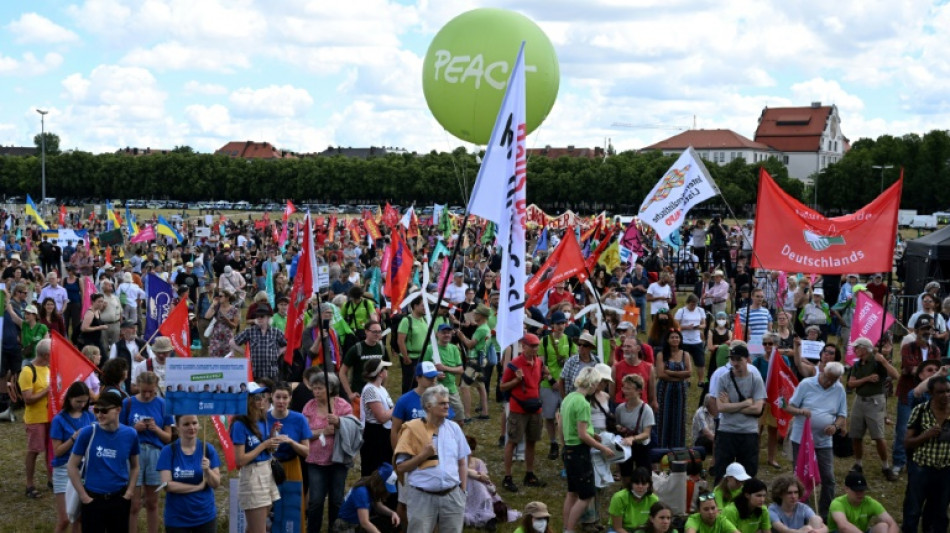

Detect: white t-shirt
[646, 282, 672, 315]
[675, 306, 706, 344]
[360, 382, 394, 429]
[444, 282, 468, 304]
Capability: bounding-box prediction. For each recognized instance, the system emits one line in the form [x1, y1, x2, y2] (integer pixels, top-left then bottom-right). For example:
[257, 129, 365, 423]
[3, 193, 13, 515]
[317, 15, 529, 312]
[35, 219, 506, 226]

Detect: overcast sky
[1, 0, 947, 155]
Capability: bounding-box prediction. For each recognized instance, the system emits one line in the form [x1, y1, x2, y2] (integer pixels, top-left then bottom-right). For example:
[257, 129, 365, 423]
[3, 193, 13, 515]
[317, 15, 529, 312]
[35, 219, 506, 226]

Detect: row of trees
[8, 129, 948, 214]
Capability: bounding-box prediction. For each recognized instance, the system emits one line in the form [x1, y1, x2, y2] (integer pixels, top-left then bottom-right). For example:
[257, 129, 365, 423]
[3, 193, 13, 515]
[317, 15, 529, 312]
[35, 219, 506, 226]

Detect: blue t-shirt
[120, 396, 174, 449]
[71, 423, 140, 494]
[157, 439, 220, 528]
[393, 390, 456, 422]
[51, 410, 96, 467]
[267, 410, 313, 462]
[230, 419, 270, 463]
[338, 485, 373, 524]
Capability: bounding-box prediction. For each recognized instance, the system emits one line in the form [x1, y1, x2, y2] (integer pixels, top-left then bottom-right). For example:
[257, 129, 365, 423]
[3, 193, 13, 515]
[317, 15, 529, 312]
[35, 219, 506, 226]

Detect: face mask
[716, 320, 727, 327]
[532, 519, 548, 532]
[631, 489, 647, 499]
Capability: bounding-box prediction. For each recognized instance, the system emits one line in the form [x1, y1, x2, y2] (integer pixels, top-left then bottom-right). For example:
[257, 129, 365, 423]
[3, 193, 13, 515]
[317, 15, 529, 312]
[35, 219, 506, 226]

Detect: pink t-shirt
[303, 396, 353, 465]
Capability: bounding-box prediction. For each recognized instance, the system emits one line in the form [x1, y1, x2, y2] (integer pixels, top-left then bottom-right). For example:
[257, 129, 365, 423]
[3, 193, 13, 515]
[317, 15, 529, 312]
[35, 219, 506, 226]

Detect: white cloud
[7, 13, 80, 44]
[229, 85, 314, 119]
[183, 81, 228, 96]
[121, 42, 251, 73]
[0, 52, 63, 76]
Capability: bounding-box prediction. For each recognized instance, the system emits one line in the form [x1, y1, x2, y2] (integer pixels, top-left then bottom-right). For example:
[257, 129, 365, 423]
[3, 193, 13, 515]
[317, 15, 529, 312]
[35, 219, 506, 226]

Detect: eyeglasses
[93, 407, 115, 414]
[367, 329, 382, 334]
[762, 342, 774, 346]
[697, 493, 716, 503]
[437, 402, 450, 407]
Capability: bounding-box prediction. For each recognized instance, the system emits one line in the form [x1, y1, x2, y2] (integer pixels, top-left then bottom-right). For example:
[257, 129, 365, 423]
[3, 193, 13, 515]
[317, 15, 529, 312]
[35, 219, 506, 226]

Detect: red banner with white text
[752, 169, 902, 274]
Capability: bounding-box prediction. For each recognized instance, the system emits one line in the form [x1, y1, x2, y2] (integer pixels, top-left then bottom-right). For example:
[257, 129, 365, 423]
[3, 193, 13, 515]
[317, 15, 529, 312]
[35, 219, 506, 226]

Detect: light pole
[36, 109, 48, 207]
[872, 164, 893, 193]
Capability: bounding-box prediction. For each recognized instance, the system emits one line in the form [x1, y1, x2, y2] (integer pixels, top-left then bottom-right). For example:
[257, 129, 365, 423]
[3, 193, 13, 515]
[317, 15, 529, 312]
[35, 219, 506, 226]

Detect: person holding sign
[231, 382, 281, 533]
[157, 415, 221, 533]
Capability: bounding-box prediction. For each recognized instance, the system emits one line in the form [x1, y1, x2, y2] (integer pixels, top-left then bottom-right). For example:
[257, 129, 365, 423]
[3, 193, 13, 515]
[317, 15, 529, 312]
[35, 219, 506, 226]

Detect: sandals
[25, 487, 42, 499]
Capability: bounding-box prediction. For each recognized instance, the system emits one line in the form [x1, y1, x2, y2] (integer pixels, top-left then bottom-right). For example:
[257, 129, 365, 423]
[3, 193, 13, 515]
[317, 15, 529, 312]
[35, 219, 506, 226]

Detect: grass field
[0, 331, 910, 533]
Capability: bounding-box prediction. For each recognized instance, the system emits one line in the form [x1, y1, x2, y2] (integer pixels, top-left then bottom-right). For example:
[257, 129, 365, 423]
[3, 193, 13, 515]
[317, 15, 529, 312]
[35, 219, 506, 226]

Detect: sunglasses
[762, 342, 774, 346]
[698, 492, 716, 503]
[93, 406, 116, 414]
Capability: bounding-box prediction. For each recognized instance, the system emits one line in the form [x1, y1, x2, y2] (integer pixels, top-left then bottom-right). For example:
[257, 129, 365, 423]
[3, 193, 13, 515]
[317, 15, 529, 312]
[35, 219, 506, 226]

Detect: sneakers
[523, 472, 546, 487]
[476, 414, 490, 420]
[0, 407, 15, 422]
[849, 464, 863, 474]
[497, 435, 505, 448]
[547, 442, 560, 460]
[502, 476, 518, 492]
[892, 465, 904, 475]
[883, 467, 898, 482]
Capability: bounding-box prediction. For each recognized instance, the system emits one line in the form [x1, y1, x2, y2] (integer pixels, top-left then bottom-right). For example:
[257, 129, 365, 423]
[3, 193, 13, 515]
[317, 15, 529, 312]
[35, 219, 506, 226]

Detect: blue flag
[533, 227, 548, 256]
[145, 273, 173, 340]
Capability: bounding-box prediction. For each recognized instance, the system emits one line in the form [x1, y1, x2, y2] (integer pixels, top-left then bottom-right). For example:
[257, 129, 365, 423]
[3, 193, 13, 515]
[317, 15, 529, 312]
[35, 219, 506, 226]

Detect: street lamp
[872, 164, 894, 193]
[36, 109, 48, 207]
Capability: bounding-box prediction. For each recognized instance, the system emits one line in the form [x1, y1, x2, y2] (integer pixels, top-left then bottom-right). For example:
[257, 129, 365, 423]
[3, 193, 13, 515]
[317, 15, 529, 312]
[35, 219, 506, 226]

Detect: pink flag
[81, 276, 95, 315]
[130, 225, 156, 243]
[846, 290, 896, 365]
[795, 417, 821, 500]
[437, 257, 451, 292]
[776, 271, 788, 309]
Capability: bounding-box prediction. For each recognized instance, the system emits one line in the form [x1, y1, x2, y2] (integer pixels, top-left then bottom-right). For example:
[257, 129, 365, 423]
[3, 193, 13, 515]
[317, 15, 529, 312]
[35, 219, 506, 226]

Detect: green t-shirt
[827, 495, 886, 532]
[561, 391, 594, 446]
[721, 503, 771, 533]
[539, 333, 572, 388]
[342, 299, 376, 331]
[714, 486, 743, 509]
[423, 343, 462, 394]
[21, 322, 48, 360]
[685, 513, 738, 533]
[270, 313, 287, 333]
[609, 490, 659, 530]
[487, 310, 500, 351]
[470, 323, 491, 361]
[397, 315, 427, 359]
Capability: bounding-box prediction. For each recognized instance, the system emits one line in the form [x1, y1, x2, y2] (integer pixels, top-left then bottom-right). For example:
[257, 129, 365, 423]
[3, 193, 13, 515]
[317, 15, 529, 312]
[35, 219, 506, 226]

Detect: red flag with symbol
[48, 330, 99, 420]
[525, 228, 588, 308]
[384, 230, 413, 310]
[158, 299, 191, 356]
[284, 213, 315, 363]
[211, 416, 236, 470]
[584, 227, 615, 271]
[383, 203, 399, 228]
[765, 348, 799, 438]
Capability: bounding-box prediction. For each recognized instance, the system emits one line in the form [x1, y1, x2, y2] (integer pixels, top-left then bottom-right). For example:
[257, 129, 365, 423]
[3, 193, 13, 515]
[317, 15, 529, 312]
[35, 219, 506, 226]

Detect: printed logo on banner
[803, 230, 846, 252]
[164, 358, 250, 416]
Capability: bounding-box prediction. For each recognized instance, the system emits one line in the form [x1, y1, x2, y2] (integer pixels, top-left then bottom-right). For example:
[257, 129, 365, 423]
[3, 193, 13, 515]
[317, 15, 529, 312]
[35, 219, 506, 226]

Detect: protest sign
[164, 358, 249, 416]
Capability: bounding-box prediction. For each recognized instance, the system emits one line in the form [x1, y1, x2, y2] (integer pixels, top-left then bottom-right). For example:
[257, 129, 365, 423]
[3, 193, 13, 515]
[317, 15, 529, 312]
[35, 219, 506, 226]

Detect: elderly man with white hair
[785, 361, 848, 517]
[918, 281, 942, 313]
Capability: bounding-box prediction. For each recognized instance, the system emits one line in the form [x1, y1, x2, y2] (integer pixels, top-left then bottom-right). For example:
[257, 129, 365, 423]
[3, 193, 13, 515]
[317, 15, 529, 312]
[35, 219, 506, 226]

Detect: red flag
[765, 348, 798, 438]
[284, 213, 315, 363]
[384, 230, 413, 310]
[327, 215, 337, 243]
[348, 218, 361, 242]
[245, 342, 254, 381]
[105, 247, 112, 266]
[795, 417, 821, 500]
[48, 331, 99, 419]
[753, 168, 902, 274]
[525, 228, 588, 308]
[383, 203, 399, 228]
[407, 209, 420, 239]
[733, 312, 744, 341]
[158, 299, 191, 356]
[58, 205, 66, 227]
[278, 201, 296, 248]
[363, 212, 382, 241]
[585, 227, 616, 272]
[211, 416, 236, 471]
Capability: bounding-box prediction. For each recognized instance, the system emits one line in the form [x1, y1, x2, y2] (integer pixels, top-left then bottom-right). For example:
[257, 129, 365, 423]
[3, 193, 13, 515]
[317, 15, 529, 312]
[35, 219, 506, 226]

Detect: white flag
[638, 146, 718, 241]
[432, 204, 444, 225]
[466, 42, 527, 351]
[399, 206, 414, 230]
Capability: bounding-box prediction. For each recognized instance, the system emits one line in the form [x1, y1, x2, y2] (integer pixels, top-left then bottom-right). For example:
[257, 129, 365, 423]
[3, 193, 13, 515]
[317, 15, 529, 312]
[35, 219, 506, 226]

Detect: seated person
[686, 493, 739, 533]
[768, 476, 827, 533]
[609, 467, 659, 533]
[721, 478, 771, 533]
[827, 473, 898, 533]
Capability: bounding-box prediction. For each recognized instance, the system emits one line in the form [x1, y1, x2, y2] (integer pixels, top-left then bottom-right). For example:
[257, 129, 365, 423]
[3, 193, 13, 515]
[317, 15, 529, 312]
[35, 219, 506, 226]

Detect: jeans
[903, 462, 950, 533]
[792, 443, 836, 518]
[633, 295, 647, 330]
[713, 431, 758, 483]
[307, 463, 349, 533]
[893, 402, 913, 468]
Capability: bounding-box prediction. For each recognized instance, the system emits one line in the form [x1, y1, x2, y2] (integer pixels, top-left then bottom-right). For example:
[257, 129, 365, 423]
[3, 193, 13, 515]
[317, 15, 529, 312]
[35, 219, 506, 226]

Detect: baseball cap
[254, 305, 274, 317]
[378, 463, 398, 493]
[916, 315, 935, 330]
[415, 361, 440, 379]
[729, 344, 751, 360]
[437, 323, 454, 332]
[594, 363, 614, 382]
[813, 288, 825, 297]
[617, 321, 634, 331]
[724, 462, 751, 481]
[550, 311, 568, 324]
[845, 471, 868, 491]
[522, 333, 541, 346]
[524, 501, 551, 518]
[247, 381, 269, 395]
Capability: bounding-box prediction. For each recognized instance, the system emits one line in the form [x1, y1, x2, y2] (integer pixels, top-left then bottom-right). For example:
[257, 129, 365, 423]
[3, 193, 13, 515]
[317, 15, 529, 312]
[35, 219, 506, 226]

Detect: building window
[783, 155, 789, 165]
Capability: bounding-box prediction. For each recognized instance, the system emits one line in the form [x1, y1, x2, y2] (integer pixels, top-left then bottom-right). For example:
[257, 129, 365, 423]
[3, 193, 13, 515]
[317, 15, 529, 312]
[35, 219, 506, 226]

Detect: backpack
[658, 447, 705, 473]
[541, 334, 574, 368]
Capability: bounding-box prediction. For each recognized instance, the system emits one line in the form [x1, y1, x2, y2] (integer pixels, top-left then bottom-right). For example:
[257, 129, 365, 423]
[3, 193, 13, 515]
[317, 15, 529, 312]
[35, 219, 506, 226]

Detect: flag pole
[583, 266, 615, 341]
[309, 223, 333, 416]
[418, 214, 472, 364]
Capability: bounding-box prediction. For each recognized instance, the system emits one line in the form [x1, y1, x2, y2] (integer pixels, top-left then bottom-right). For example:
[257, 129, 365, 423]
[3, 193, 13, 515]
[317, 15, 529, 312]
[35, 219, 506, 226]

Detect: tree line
[10, 129, 947, 214]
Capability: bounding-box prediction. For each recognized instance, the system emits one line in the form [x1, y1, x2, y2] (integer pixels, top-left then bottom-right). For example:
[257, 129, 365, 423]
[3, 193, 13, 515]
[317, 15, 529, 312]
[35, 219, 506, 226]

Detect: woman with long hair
[38, 296, 66, 337]
[204, 291, 239, 357]
[79, 293, 107, 351]
[231, 383, 280, 533]
[269, 383, 313, 529]
[714, 462, 751, 509]
[633, 502, 674, 533]
[303, 371, 352, 533]
[157, 415, 222, 533]
[99, 356, 129, 399]
[609, 467, 659, 533]
[359, 359, 394, 476]
[656, 329, 691, 449]
[686, 493, 739, 533]
[51, 382, 95, 533]
[121, 371, 174, 533]
[646, 308, 679, 354]
[720, 477, 771, 533]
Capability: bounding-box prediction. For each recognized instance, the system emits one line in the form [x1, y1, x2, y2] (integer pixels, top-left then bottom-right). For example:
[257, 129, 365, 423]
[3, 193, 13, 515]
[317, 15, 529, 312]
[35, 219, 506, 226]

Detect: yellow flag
[597, 240, 620, 272]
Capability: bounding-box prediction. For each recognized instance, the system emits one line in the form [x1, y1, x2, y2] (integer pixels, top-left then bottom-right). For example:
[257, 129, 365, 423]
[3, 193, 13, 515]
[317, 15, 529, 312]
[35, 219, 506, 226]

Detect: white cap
[724, 462, 751, 481]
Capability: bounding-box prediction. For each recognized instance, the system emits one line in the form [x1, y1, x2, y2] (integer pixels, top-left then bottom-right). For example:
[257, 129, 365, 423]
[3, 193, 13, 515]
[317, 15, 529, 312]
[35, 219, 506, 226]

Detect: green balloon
[422, 8, 560, 145]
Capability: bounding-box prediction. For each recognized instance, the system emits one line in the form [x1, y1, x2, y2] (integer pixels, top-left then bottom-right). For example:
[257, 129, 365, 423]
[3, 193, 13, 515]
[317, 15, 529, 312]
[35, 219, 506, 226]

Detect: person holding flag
[784, 361, 847, 517]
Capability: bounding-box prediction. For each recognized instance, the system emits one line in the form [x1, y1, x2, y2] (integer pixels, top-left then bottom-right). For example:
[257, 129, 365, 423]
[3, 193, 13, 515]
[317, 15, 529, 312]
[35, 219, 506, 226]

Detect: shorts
[1, 345, 22, 377]
[25, 422, 49, 453]
[540, 387, 561, 420]
[850, 394, 886, 440]
[759, 404, 777, 429]
[507, 411, 543, 443]
[563, 444, 596, 499]
[53, 464, 69, 494]
[239, 460, 281, 511]
[397, 479, 408, 505]
[136, 443, 163, 486]
[448, 393, 465, 422]
[683, 343, 705, 368]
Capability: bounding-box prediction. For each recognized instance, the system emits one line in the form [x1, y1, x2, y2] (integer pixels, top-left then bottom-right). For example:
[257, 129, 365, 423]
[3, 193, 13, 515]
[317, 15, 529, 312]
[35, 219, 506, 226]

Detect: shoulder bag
[66, 424, 97, 523]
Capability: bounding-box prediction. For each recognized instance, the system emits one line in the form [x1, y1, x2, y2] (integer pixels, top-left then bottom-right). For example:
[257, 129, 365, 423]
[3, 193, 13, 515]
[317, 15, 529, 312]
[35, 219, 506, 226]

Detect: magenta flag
[846, 290, 895, 365]
[795, 417, 821, 500]
[776, 272, 788, 309]
[130, 225, 156, 243]
[81, 276, 96, 315]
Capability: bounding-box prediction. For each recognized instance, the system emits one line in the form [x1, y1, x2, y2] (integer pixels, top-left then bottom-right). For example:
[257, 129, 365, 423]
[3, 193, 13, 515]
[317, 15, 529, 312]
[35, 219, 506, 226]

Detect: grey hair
[823, 361, 845, 378]
[36, 338, 51, 357]
[574, 366, 603, 391]
[942, 296, 950, 310]
[926, 281, 941, 291]
[422, 384, 450, 409]
[763, 332, 780, 344]
[308, 372, 341, 397]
